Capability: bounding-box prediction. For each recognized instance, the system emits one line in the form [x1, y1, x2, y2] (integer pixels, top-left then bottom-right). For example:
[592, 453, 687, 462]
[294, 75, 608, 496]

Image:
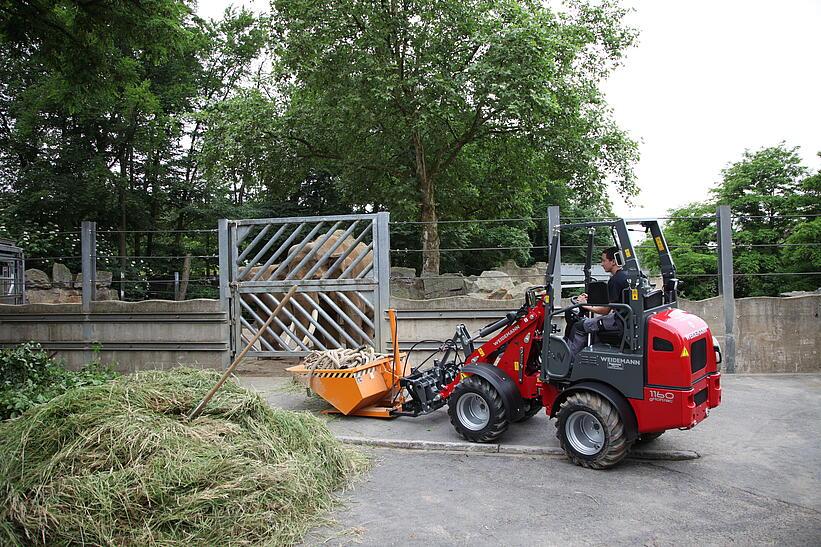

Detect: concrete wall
[0, 293, 816, 374]
[392, 294, 821, 374]
[0, 299, 229, 372]
[682, 294, 820, 373]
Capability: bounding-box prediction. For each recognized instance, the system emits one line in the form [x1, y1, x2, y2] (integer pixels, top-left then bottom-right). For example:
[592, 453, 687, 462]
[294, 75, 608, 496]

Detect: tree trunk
[177, 254, 191, 301]
[414, 132, 440, 274]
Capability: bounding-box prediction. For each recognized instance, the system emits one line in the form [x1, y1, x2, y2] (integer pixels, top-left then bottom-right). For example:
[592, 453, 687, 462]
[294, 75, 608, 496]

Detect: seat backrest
[586, 281, 609, 305]
[545, 335, 572, 379]
[644, 289, 663, 309]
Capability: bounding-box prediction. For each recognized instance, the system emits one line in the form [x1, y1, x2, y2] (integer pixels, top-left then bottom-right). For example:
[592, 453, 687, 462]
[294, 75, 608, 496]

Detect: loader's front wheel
[448, 376, 508, 443]
[555, 392, 629, 469]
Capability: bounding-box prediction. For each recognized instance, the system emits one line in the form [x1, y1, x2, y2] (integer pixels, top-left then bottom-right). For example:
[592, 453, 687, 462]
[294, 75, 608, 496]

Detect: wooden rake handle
[188, 285, 298, 421]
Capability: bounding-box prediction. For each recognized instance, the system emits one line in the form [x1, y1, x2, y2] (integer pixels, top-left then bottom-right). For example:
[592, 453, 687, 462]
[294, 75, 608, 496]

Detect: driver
[567, 246, 629, 358]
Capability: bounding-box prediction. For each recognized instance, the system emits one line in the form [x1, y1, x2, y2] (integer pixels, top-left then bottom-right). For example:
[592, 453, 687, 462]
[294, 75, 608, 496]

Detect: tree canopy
[268, 0, 638, 272]
[639, 144, 820, 299]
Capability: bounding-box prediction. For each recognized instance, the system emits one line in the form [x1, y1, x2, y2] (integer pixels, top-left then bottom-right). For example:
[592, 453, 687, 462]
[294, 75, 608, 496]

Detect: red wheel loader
[394, 218, 722, 469]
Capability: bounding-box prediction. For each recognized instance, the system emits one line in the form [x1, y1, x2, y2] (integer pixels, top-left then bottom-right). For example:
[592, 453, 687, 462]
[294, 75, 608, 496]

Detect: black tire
[448, 376, 509, 443]
[516, 398, 543, 422]
[634, 431, 665, 445]
[555, 392, 630, 469]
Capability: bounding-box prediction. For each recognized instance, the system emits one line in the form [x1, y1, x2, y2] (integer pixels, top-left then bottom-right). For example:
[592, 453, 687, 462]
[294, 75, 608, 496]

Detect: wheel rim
[565, 411, 605, 455]
[456, 392, 490, 431]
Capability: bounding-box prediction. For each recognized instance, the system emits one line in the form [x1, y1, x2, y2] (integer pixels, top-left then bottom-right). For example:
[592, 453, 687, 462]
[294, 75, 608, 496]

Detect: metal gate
[219, 213, 391, 359]
[0, 238, 25, 305]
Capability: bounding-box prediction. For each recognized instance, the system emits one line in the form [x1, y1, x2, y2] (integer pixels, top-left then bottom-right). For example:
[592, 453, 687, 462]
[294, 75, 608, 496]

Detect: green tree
[639, 144, 820, 299]
[269, 0, 638, 273]
[0, 3, 267, 295]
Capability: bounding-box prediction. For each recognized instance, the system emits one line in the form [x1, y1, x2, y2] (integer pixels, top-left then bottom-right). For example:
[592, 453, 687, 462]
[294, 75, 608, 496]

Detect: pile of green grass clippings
[0, 368, 367, 546]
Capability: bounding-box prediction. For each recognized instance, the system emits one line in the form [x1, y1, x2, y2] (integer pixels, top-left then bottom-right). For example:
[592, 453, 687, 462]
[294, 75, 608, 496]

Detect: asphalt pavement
[238, 373, 821, 545]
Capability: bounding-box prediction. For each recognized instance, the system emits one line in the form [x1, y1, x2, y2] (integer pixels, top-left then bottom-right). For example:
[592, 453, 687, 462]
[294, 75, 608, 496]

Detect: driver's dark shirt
[607, 269, 629, 306]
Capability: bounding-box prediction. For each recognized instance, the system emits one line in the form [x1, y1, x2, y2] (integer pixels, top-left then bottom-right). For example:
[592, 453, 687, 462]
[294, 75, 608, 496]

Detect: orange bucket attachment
[286, 354, 405, 416]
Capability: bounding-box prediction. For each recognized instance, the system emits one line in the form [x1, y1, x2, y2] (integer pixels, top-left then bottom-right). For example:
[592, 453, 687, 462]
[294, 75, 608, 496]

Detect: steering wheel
[564, 295, 583, 327]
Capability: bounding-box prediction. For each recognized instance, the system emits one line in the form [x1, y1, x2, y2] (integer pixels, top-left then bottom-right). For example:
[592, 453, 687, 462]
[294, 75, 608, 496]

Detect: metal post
[174, 272, 180, 300]
[91, 224, 96, 292]
[218, 219, 231, 368]
[716, 206, 736, 373]
[18, 252, 26, 304]
[81, 221, 96, 364]
[547, 206, 561, 305]
[374, 212, 391, 353]
[81, 221, 96, 312]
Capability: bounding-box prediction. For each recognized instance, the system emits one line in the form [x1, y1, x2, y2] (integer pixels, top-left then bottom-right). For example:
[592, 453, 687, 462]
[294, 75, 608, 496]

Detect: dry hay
[0, 368, 366, 546]
[300, 348, 388, 370]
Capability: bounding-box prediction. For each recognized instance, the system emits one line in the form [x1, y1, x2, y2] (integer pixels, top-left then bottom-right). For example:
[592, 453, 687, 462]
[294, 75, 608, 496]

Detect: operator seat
[586, 281, 625, 347]
[585, 281, 608, 305]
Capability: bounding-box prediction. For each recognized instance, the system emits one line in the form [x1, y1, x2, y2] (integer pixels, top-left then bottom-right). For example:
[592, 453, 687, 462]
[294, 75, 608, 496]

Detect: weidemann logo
[600, 355, 641, 368]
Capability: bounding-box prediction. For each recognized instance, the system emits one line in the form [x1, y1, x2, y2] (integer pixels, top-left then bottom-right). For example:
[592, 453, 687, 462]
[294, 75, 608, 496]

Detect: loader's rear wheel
[448, 376, 508, 443]
[555, 392, 629, 469]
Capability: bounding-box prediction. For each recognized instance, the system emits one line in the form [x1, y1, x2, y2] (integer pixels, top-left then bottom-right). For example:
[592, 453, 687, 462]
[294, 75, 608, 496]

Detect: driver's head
[601, 247, 620, 273]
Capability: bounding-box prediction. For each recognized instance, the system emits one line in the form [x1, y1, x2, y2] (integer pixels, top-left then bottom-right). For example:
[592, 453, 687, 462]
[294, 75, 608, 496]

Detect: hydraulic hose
[478, 312, 516, 338]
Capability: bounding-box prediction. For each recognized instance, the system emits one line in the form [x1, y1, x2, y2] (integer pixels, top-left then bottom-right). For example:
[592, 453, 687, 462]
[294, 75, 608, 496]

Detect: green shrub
[0, 342, 119, 420]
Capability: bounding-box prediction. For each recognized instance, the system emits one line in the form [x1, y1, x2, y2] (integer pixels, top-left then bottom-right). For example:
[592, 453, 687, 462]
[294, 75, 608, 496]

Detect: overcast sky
[196, 0, 821, 219]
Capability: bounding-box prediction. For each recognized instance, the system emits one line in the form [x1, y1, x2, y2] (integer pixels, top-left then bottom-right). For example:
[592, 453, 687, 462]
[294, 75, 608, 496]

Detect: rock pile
[24, 263, 117, 303]
[390, 259, 548, 301]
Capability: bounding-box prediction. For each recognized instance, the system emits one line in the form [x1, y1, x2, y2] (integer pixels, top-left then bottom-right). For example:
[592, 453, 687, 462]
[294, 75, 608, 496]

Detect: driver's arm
[576, 294, 611, 315]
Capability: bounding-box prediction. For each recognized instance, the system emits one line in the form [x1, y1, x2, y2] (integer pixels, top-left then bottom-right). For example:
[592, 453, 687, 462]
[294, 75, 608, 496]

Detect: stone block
[487, 288, 513, 300]
[75, 270, 113, 288]
[509, 282, 536, 300]
[52, 263, 73, 288]
[96, 270, 113, 287]
[390, 266, 416, 279]
[25, 288, 60, 303]
[95, 288, 118, 301]
[420, 273, 466, 299]
[390, 280, 423, 300]
[25, 288, 81, 304]
[25, 269, 51, 289]
[495, 260, 546, 284]
[496, 259, 521, 277]
[61, 289, 82, 304]
[474, 270, 514, 292]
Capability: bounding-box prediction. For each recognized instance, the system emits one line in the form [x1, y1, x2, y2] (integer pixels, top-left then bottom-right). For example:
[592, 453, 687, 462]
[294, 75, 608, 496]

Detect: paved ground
[238, 373, 821, 545]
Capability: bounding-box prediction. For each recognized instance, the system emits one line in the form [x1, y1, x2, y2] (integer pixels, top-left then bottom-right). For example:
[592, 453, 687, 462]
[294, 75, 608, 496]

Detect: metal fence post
[18, 250, 26, 304]
[374, 212, 391, 353]
[218, 219, 231, 368]
[81, 221, 96, 363]
[81, 221, 97, 312]
[716, 206, 736, 373]
[547, 206, 561, 304]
